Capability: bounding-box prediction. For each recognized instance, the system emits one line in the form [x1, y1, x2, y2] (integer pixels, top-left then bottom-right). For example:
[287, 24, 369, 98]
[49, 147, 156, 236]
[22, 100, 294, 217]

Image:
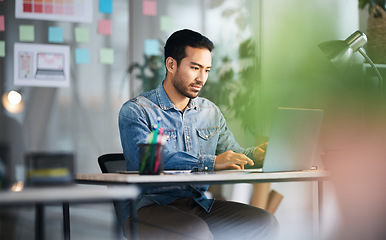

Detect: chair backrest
[97, 153, 128, 233]
[98, 153, 126, 173]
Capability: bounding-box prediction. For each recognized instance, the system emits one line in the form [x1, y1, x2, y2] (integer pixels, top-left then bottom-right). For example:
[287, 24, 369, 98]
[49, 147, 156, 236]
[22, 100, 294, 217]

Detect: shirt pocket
[162, 129, 177, 151]
[196, 127, 220, 155]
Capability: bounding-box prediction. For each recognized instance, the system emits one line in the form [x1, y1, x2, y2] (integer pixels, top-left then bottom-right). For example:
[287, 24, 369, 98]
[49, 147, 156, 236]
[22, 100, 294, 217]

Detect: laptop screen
[262, 108, 324, 172]
[37, 53, 64, 70]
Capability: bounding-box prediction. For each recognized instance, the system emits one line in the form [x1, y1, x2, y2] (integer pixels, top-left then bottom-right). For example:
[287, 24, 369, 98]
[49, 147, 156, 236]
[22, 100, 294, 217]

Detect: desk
[0, 185, 139, 240]
[76, 170, 329, 239]
[76, 170, 328, 186]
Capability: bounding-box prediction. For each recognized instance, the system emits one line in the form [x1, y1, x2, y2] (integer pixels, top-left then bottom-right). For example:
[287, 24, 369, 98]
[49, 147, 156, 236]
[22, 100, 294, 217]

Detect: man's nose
[197, 70, 207, 83]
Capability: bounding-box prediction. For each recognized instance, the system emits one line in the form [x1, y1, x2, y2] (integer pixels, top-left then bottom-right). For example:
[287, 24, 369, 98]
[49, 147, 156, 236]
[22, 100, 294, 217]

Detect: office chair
[98, 153, 200, 239]
[97, 153, 129, 239]
[98, 153, 126, 174]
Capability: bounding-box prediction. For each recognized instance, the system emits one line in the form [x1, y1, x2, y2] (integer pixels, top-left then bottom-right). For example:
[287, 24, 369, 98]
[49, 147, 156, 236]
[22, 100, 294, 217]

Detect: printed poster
[14, 43, 70, 88]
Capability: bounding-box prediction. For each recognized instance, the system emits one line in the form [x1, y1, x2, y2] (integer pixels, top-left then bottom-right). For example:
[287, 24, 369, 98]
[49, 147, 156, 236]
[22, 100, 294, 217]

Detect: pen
[150, 117, 161, 170]
[154, 128, 164, 172]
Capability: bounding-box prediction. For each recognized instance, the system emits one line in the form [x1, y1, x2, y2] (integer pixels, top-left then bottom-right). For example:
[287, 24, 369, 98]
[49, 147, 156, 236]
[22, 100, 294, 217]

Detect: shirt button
[186, 136, 190, 140]
[205, 135, 208, 139]
[204, 166, 208, 171]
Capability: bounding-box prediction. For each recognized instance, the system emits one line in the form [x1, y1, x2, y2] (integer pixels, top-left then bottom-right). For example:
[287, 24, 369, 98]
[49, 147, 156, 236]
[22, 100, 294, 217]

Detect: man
[119, 29, 278, 239]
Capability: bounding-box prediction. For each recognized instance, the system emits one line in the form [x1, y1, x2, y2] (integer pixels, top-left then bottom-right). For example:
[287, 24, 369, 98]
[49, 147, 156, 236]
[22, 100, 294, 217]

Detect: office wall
[0, 1, 130, 178]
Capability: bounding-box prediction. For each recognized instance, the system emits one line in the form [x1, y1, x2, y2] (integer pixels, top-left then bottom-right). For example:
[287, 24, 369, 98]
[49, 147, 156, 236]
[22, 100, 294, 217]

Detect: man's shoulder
[195, 96, 219, 109]
[120, 89, 158, 116]
[127, 89, 157, 105]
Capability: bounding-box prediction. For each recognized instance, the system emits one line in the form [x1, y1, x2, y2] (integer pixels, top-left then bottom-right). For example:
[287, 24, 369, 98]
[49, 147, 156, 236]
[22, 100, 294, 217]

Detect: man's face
[171, 46, 212, 99]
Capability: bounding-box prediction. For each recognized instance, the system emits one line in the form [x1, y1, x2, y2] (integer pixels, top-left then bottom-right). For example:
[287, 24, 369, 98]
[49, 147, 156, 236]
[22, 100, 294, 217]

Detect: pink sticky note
[98, 19, 112, 35]
[143, 0, 157, 16]
[0, 16, 4, 32]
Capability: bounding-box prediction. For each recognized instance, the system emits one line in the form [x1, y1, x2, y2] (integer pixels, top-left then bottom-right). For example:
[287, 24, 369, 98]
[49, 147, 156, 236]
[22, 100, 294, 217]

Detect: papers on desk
[215, 168, 263, 173]
[117, 169, 264, 175]
[117, 170, 193, 175]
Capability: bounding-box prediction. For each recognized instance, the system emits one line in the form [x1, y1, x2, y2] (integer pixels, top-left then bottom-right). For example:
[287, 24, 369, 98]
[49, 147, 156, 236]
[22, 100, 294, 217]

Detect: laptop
[217, 107, 323, 174]
[260, 107, 324, 172]
[35, 52, 66, 80]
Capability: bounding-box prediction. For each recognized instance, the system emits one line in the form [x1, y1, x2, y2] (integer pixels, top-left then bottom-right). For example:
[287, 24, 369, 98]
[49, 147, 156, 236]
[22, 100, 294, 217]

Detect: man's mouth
[191, 85, 202, 92]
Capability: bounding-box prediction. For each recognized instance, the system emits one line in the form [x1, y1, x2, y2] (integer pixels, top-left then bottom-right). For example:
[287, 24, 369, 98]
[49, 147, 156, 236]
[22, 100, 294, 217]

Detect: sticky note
[75, 48, 90, 64]
[98, 19, 112, 35]
[19, 25, 35, 42]
[145, 39, 159, 56]
[100, 48, 114, 64]
[48, 26, 63, 43]
[75, 27, 89, 43]
[160, 16, 173, 32]
[143, 0, 157, 16]
[0, 15, 4, 32]
[0, 41, 5, 57]
[99, 0, 113, 14]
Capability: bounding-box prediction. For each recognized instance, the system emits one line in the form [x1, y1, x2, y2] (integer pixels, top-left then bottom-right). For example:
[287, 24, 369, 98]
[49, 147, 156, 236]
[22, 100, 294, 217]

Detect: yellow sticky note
[75, 27, 89, 43]
[19, 25, 35, 42]
[99, 48, 114, 64]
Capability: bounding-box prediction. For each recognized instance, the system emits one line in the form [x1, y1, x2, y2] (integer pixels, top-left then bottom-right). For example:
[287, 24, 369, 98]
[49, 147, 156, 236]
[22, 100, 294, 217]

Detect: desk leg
[63, 202, 70, 240]
[35, 204, 45, 240]
[130, 200, 138, 240]
[318, 180, 323, 233]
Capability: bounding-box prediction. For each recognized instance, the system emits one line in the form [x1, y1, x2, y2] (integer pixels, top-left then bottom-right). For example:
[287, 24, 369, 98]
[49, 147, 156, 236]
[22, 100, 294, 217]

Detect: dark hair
[164, 29, 214, 65]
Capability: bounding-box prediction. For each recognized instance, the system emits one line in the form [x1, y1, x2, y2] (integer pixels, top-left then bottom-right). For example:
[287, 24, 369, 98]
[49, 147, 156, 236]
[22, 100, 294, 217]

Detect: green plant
[201, 38, 261, 134]
[231, 39, 261, 134]
[122, 40, 166, 96]
[128, 54, 165, 93]
[200, 56, 234, 114]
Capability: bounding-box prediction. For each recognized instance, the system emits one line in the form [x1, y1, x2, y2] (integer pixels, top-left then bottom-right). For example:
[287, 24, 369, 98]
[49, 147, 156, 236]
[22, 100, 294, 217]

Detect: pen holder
[139, 143, 164, 175]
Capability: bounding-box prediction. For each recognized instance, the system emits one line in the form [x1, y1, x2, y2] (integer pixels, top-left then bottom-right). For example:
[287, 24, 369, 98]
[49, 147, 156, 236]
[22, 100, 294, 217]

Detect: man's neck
[162, 80, 190, 111]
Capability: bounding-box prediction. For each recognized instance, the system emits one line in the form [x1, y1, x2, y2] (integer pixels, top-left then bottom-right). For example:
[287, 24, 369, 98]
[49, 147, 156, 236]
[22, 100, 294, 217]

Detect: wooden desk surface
[76, 170, 329, 186]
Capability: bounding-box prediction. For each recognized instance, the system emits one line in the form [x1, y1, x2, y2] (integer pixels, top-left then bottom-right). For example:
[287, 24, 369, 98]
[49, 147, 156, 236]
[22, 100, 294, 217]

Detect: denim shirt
[118, 82, 259, 225]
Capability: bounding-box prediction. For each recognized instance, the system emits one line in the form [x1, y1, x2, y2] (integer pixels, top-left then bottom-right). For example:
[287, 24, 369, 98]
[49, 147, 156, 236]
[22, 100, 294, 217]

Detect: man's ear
[165, 57, 176, 74]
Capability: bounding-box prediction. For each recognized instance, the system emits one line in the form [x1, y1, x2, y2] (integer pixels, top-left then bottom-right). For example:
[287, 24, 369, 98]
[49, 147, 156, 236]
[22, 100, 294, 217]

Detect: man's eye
[192, 67, 199, 70]
[206, 69, 211, 73]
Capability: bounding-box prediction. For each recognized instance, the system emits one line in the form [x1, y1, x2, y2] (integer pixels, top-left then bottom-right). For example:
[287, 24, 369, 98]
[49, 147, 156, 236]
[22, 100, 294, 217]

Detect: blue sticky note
[99, 0, 113, 14]
[75, 48, 90, 64]
[48, 26, 63, 43]
[144, 39, 159, 56]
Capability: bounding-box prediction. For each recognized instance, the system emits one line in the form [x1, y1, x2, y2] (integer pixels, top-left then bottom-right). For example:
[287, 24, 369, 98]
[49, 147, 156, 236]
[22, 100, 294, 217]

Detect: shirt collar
[156, 81, 199, 111]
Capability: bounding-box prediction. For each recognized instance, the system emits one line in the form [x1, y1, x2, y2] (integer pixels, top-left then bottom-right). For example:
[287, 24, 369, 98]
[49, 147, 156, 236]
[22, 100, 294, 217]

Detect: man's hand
[214, 150, 254, 170]
[253, 142, 268, 161]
